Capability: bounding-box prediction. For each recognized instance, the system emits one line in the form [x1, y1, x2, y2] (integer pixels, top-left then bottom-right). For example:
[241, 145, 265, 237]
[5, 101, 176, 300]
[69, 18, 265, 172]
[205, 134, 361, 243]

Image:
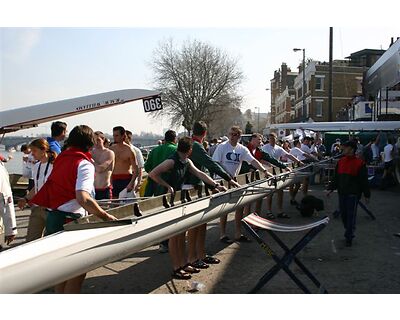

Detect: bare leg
[289, 184, 294, 199]
[266, 194, 273, 212]
[169, 235, 181, 270]
[187, 227, 198, 263]
[178, 233, 187, 268]
[302, 177, 309, 195]
[290, 183, 301, 201]
[234, 207, 244, 239]
[277, 190, 284, 213]
[255, 199, 262, 215]
[54, 282, 66, 294]
[243, 204, 251, 217]
[219, 214, 228, 238]
[63, 274, 86, 294]
[196, 224, 207, 261]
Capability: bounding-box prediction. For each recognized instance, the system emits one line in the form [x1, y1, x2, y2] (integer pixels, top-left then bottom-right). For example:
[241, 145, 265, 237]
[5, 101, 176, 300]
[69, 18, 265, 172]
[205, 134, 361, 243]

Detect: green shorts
[45, 210, 81, 235]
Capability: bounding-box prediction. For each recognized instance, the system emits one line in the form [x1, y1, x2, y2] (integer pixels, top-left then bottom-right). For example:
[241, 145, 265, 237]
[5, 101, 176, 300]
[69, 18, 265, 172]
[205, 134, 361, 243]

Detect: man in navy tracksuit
[328, 140, 370, 247]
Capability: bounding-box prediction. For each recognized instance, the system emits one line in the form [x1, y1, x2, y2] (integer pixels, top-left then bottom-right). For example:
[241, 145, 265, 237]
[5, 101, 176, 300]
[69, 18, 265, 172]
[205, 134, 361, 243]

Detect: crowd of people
[0, 119, 399, 292]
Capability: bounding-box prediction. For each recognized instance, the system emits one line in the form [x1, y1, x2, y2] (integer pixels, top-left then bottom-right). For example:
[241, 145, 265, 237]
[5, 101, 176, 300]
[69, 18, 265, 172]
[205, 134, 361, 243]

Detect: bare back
[92, 148, 115, 189]
[110, 143, 136, 175]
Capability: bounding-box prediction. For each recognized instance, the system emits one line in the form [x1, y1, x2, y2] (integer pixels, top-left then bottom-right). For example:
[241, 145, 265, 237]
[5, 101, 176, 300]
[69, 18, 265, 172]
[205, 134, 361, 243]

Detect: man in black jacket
[327, 140, 370, 247]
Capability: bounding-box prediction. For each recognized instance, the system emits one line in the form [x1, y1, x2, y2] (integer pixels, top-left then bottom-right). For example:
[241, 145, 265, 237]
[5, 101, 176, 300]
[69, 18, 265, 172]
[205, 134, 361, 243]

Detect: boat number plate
[143, 95, 163, 112]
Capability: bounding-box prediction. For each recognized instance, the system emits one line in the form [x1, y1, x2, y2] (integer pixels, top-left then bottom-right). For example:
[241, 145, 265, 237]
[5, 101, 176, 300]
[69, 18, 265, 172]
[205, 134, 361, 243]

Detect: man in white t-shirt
[213, 126, 272, 243]
[381, 137, 395, 189]
[300, 137, 315, 156]
[289, 139, 317, 205]
[261, 133, 302, 219]
[311, 137, 326, 159]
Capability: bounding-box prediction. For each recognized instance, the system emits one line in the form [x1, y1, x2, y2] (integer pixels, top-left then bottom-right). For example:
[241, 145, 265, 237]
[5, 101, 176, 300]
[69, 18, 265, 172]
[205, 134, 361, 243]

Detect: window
[316, 100, 323, 117]
[315, 77, 324, 90]
[356, 76, 363, 94]
[297, 87, 302, 99]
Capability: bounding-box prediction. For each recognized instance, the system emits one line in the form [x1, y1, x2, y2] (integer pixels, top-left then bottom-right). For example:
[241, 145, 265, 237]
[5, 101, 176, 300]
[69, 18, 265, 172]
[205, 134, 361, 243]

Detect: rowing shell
[0, 89, 160, 134]
[0, 163, 320, 293]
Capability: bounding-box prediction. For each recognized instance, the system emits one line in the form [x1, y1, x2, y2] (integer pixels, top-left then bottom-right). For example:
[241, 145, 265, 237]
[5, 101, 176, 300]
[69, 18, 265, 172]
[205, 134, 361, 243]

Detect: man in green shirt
[144, 130, 177, 253]
[186, 121, 240, 269]
[144, 130, 177, 197]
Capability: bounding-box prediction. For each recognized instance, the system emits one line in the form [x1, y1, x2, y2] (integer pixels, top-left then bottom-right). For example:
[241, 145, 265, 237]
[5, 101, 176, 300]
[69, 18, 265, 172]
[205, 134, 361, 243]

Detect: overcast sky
[1, 27, 398, 136]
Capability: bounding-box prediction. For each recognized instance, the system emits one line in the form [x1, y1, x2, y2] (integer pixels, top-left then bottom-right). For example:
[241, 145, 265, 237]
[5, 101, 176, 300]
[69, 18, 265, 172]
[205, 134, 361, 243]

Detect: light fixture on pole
[293, 48, 306, 121]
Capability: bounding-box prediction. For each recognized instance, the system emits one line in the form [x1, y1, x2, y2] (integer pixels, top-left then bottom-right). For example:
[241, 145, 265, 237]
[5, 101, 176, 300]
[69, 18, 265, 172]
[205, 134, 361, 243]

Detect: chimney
[281, 63, 288, 92]
[281, 63, 288, 76]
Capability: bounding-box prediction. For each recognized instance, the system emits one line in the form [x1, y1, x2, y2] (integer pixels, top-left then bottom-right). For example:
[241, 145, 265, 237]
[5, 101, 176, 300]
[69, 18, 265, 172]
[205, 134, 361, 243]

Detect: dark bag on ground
[297, 195, 324, 217]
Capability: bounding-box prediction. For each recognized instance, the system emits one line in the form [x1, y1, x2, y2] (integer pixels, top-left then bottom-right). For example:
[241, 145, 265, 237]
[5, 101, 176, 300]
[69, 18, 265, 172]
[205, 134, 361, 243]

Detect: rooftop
[345, 48, 386, 59]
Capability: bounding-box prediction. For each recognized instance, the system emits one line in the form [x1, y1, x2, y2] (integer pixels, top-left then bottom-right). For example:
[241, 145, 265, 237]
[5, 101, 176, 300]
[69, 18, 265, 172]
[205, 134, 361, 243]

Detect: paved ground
[5, 184, 400, 294]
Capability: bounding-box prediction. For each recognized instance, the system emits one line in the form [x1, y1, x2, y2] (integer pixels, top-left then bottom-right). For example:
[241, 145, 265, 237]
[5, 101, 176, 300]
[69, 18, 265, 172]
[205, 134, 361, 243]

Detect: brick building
[274, 87, 296, 123]
[270, 63, 297, 124]
[269, 49, 386, 124]
[346, 49, 385, 68]
[292, 60, 367, 122]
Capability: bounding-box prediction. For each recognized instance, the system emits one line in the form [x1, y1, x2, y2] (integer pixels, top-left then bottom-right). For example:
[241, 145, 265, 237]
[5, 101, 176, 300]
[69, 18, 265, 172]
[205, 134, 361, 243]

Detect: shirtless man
[92, 131, 115, 200]
[125, 130, 145, 193]
[109, 126, 138, 198]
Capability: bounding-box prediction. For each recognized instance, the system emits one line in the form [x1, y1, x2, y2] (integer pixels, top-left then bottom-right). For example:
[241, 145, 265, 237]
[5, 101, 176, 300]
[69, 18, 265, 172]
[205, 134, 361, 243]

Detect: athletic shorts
[384, 160, 393, 170]
[95, 186, 113, 200]
[112, 174, 132, 198]
[45, 210, 81, 235]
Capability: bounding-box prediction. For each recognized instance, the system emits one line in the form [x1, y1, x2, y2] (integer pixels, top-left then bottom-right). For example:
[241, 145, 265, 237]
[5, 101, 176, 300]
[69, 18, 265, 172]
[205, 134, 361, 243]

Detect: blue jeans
[338, 194, 359, 241]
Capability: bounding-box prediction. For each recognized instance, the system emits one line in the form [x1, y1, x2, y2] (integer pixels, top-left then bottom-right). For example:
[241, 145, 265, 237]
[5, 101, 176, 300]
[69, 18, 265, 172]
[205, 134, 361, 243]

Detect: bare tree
[206, 105, 245, 138]
[151, 39, 243, 133]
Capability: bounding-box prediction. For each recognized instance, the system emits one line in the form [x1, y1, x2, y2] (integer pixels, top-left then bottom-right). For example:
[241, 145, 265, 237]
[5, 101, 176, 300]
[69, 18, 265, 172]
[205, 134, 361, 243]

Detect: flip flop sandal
[203, 255, 220, 264]
[172, 268, 192, 280]
[235, 235, 252, 243]
[192, 260, 209, 269]
[183, 264, 201, 274]
[265, 213, 276, 220]
[277, 212, 291, 219]
[220, 235, 233, 244]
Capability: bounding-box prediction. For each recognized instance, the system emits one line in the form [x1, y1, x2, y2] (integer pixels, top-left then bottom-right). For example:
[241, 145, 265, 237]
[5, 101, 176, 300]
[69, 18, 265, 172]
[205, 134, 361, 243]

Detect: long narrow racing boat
[0, 162, 324, 293]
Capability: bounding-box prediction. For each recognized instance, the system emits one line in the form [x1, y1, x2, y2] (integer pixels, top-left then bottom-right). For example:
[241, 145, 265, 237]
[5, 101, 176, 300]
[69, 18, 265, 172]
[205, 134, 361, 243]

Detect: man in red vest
[327, 140, 370, 247]
[32, 125, 117, 293]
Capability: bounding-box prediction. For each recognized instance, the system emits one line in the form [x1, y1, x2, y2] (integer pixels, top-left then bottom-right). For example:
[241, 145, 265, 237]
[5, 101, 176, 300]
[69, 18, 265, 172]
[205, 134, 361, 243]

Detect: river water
[0, 150, 23, 174]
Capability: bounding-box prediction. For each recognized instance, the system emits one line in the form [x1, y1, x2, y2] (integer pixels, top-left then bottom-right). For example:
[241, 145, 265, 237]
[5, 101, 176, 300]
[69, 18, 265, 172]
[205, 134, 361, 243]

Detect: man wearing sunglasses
[212, 126, 273, 243]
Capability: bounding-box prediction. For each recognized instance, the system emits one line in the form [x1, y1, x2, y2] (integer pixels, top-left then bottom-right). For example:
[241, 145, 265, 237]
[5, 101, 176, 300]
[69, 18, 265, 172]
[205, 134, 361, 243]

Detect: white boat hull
[0, 172, 304, 293]
[0, 89, 160, 134]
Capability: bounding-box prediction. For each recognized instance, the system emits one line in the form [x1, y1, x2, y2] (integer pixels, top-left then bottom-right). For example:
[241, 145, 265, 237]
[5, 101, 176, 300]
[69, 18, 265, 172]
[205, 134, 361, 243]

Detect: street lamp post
[293, 48, 306, 121]
[265, 88, 270, 128]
